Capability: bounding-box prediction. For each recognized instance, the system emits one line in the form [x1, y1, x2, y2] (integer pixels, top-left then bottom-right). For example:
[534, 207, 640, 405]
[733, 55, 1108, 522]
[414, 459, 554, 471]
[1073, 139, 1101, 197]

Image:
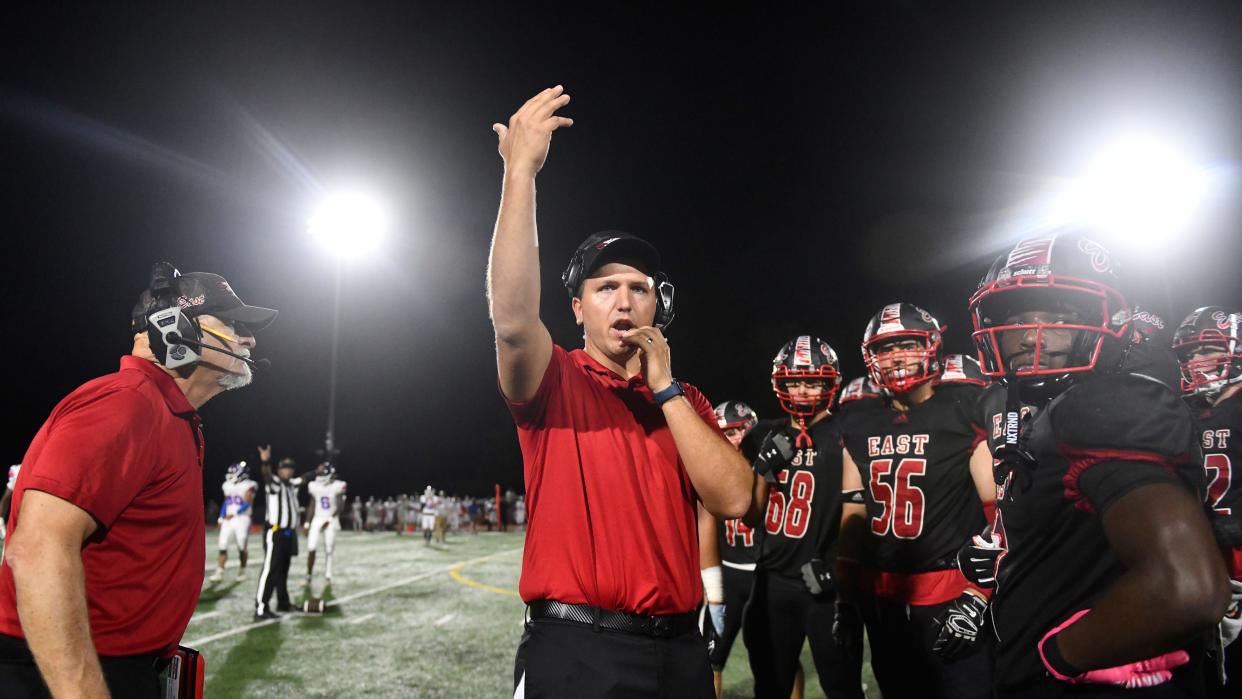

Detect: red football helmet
[771, 335, 842, 418]
[1172, 306, 1242, 399]
[969, 232, 1130, 387]
[861, 302, 945, 394]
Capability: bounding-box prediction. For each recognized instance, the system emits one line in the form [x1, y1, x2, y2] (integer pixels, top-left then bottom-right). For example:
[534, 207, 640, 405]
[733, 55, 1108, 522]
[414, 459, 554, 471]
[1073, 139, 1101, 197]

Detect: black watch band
[652, 380, 685, 406]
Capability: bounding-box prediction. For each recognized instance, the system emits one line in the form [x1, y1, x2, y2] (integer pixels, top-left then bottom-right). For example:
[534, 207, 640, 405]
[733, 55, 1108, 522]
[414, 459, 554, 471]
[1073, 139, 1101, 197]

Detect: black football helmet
[1127, 305, 1170, 347]
[969, 231, 1130, 400]
[861, 302, 946, 394]
[1172, 306, 1242, 400]
[771, 335, 842, 418]
[714, 401, 759, 436]
[839, 376, 881, 406]
[937, 353, 989, 387]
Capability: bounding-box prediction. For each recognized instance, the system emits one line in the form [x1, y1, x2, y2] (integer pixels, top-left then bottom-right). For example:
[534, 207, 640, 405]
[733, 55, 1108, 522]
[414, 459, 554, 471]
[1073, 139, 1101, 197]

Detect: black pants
[512, 618, 713, 698]
[859, 593, 993, 699]
[709, 565, 754, 671]
[256, 526, 296, 614]
[0, 634, 163, 699]
[742, 570, 863, 699]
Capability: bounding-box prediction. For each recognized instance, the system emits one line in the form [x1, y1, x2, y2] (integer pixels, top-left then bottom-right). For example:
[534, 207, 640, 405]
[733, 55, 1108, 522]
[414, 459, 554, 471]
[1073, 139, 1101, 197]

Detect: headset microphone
[166, 332, 270, 373]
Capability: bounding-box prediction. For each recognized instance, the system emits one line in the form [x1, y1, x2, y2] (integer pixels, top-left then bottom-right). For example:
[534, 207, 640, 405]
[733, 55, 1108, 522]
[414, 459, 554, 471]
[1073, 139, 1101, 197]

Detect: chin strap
[795, 417, 813, 449]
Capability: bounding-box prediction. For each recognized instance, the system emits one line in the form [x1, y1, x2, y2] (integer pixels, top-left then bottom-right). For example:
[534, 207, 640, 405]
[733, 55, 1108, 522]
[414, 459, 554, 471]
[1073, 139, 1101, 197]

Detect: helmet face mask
[861, 303, 944, 395]
[969, 234, 1130, 384]
[1173, 307, 1242, 399]
[771, 336, 842, 418]
[226, 461, 248, 484]
[317, 462, 337, 483]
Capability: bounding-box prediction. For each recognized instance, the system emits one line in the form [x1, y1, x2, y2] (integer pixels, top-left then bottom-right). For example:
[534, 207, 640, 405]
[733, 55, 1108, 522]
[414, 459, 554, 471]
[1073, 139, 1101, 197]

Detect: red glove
[1038, 609, 1189, 689]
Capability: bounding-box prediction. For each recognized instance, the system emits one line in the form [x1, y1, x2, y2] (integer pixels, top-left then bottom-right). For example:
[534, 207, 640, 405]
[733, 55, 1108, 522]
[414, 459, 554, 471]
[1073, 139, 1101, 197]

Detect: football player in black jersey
[966, 232, 1228, 698]
[1174, 307, 1242, 696]
[837, 303, 997, 699]
[742, 336, 863, 699]
[704, 400, 763, 697]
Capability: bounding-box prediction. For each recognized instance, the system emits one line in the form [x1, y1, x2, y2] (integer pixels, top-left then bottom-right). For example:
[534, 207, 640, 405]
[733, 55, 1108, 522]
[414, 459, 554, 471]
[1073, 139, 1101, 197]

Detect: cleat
[253, 609, 280, 621]
[208, 569, 224, 583]
[235, 570, 247, 581]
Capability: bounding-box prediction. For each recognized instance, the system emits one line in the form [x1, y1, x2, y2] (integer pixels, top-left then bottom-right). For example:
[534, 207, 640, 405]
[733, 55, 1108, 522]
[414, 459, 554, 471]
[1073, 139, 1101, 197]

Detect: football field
[188, 530, 876, 697]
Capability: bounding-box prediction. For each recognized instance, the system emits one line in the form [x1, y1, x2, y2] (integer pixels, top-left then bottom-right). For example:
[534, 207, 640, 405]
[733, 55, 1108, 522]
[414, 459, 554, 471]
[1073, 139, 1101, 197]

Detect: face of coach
[572, 259, 659, 368]
[132, 313, 259, 408]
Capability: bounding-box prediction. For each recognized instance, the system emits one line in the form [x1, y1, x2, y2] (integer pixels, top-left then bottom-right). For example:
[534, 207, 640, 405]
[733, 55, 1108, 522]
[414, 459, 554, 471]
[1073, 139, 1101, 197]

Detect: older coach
[0, 263, 275, 697]
[488, 86, 756, 698]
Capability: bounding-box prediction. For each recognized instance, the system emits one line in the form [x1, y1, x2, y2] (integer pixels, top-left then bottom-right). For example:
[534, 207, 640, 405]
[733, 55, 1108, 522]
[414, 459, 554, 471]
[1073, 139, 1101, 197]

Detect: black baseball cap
[132, 271, 278, 333]
[564, 230, 661, 297]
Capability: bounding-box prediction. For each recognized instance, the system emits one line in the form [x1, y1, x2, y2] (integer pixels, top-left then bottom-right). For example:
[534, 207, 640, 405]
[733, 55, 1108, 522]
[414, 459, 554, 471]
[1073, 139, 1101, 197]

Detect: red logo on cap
[177, 294, 206, 309]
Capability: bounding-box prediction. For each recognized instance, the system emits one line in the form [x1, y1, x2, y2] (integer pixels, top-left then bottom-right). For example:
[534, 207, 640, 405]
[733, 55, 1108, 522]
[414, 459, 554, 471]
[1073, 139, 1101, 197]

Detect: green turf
[188, 530, 877, 697]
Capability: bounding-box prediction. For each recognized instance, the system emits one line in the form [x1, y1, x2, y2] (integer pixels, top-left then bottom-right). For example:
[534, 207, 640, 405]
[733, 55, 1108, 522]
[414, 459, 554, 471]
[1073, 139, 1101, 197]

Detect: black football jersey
[1194, 391, 1242, 578]
[840, 386, 988, 574]
[719, 514, 761, 567]
[978, 370, 1203, 695]
[753, 416, 846, 581]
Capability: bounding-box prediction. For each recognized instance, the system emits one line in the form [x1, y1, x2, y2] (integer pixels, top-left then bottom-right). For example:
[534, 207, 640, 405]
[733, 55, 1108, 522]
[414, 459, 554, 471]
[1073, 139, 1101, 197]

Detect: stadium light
[1054, 133, 1213, 250]
[308, 190, 389, 259]
[307, 189, 389, 458]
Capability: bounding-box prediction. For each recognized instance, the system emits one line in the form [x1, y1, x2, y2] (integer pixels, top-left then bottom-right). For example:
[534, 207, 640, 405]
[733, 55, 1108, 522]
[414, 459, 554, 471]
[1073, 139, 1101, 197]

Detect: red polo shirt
[0, 356, 205, 656]
[505, 345, 719, 615]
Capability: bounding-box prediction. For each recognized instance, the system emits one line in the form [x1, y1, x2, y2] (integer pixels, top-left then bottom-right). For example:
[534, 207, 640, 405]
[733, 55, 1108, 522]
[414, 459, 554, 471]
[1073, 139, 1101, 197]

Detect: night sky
[5, 3, 1242, 500]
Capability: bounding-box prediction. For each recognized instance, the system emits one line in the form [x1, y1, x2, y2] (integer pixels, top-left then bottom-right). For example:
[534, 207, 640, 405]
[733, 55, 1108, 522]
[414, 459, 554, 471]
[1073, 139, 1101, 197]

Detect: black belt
[526, 600, 698, 638]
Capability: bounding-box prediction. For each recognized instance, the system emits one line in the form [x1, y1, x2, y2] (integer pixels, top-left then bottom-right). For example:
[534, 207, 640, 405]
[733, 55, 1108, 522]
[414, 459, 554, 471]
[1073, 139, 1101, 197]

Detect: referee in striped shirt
[254, 445, 311, 620]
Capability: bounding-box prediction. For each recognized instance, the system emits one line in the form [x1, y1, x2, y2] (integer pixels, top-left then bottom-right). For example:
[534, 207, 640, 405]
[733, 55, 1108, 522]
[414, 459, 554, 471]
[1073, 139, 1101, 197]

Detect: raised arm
[487, 86, 573, 402]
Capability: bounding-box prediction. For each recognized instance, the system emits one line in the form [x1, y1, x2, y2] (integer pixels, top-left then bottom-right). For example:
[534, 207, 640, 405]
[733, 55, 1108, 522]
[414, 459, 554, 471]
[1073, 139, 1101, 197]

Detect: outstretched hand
[493, 85, 574, 177]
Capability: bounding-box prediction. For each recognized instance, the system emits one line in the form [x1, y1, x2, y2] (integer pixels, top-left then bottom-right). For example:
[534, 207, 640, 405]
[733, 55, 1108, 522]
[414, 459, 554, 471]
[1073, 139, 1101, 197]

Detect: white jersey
[221, 479, 257, 517]
[308, 479, 348, 518]
[6, 465, 20, 491]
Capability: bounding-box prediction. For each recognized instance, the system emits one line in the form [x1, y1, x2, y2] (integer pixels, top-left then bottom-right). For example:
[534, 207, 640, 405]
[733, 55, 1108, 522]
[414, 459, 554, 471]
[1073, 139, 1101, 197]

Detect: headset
[561, 248, 676, 330]
[134, 261, 268, 372]
[135, 262, 203, 370]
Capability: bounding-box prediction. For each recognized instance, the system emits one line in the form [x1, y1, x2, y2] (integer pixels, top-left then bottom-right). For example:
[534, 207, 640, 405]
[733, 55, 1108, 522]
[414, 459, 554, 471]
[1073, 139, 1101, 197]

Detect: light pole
[308, 189, 389, 460]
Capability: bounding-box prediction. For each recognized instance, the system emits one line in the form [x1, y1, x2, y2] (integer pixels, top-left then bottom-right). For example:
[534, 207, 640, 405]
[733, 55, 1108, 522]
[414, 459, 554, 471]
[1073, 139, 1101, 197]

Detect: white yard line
[183, 546, 521, 647]
[433, 613, 456, 626]
[189, 610, 224, 623]
[345, 613, 376, 625]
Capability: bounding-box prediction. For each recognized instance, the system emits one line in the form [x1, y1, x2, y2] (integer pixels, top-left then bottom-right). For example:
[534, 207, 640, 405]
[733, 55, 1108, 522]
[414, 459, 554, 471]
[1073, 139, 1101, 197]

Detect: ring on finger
[646, 338, 653, 345]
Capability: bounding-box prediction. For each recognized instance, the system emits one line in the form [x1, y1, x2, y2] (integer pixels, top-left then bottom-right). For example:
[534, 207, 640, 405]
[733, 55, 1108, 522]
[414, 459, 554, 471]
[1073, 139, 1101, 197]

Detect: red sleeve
[683, 383, 724, 437]
[502, 345, 566, 427]
[21, 388, 161, 529]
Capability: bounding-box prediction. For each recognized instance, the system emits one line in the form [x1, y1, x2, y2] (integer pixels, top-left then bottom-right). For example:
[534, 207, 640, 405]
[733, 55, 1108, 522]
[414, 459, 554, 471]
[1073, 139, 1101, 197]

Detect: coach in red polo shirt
[488, 87, 757, 698]
[0, 263, 275, 698]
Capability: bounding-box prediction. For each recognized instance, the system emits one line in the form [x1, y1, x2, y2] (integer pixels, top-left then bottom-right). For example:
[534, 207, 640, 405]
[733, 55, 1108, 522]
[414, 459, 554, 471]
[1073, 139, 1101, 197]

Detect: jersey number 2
[1205, 453, 1233, 516]
[868, 458, 926, 539]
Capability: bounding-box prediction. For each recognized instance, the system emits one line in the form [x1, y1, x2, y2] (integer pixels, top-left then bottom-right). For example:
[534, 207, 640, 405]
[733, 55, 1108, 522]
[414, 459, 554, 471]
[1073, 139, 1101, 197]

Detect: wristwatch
[652, 380, 685, 406]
